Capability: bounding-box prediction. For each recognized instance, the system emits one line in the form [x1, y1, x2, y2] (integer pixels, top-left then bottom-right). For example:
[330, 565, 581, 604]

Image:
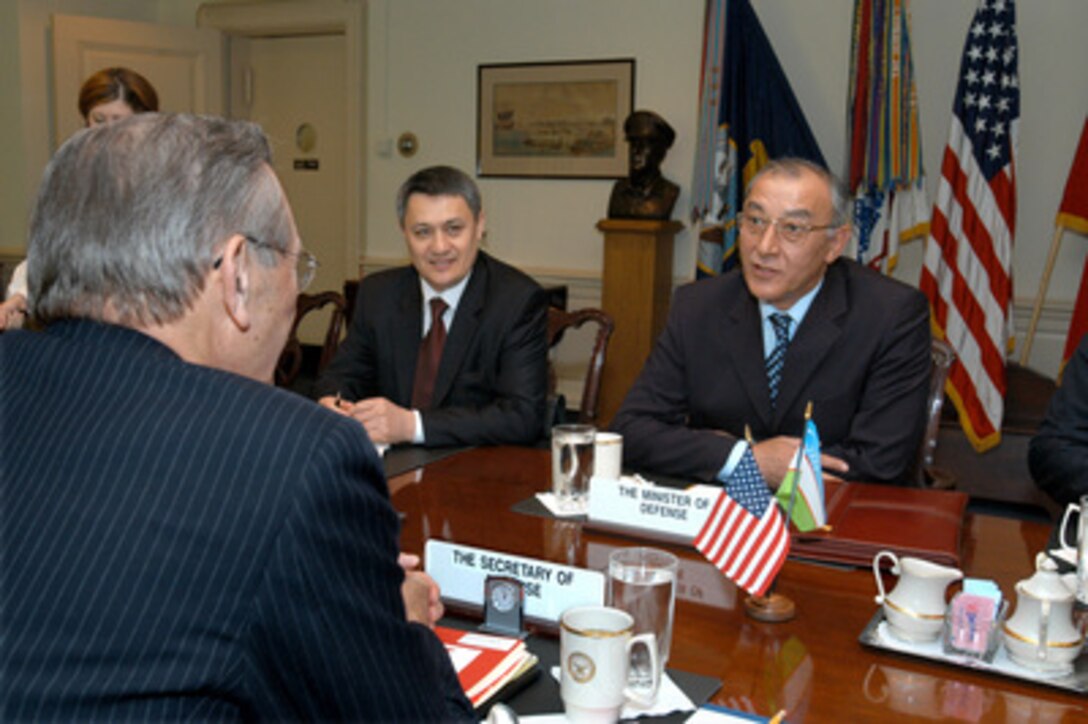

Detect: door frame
[198, 0, 366, 280]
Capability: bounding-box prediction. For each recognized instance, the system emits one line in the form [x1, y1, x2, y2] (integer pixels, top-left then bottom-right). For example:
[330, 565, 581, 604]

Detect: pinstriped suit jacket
[1, 320, 473, 722]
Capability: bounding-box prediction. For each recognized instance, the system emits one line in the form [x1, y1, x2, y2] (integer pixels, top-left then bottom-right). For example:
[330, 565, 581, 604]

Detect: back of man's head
[394, 165, 481, 227]
[29, 113, 293, 328]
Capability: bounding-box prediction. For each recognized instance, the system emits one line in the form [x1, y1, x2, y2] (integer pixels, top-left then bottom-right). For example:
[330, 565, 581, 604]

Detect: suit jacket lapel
[774, 264, 847, 423]
[724, 287, 774, 429]
[431, 254, 487, 406]
[393, 271, 423, 405]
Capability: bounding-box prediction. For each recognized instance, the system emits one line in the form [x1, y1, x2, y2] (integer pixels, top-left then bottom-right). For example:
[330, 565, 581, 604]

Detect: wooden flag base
[744, 593, 796, 622]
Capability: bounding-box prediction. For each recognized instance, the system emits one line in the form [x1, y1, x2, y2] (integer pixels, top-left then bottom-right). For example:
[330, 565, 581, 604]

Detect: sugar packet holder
[942, 581, 1006, 662]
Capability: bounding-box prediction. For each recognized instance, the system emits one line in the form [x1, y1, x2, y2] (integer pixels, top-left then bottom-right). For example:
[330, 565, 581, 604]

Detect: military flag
[1057, 119, 1088, 373]
[847, 0, 928, 274]
[691, 0, 825, 278]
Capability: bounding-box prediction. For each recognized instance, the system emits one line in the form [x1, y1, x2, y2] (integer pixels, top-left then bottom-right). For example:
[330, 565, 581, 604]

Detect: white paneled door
[52, 14, 223, 146]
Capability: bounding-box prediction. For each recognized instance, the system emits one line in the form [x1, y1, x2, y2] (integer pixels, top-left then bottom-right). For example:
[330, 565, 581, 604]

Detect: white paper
[535, 492, 586, 517]
[548, 666, 696, 719]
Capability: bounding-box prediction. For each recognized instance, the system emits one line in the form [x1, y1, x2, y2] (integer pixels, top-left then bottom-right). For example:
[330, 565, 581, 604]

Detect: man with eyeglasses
[1, 114, 474, 721]
[316, 165, 548, 448]
[613, 157, 930, 487]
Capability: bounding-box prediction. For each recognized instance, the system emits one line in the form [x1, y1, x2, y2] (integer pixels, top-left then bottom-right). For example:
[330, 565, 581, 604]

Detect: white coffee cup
[594, 432, 623, 480]
[560, 606, 659, 724]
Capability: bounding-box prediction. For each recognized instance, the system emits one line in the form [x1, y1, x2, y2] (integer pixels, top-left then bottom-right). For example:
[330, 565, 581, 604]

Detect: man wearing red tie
[317, 166, 548, 447]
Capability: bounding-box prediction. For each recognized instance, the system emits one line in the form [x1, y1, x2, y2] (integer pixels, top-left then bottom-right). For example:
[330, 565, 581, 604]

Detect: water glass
[606, 547, 677, 693]
[551, 424, 595, 513]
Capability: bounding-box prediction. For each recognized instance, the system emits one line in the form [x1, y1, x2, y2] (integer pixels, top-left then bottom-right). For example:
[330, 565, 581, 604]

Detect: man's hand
[352, 397, 416, 445]
[751, 436, 848, 489]
[0, 294, 27, 331]
[318, 395, 353, 416]
[318, 396, 415, 445]
[399, 553, 443, 628]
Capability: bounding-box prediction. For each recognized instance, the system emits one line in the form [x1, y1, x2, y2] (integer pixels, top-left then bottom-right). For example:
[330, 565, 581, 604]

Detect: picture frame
[477, 59, 635, 179]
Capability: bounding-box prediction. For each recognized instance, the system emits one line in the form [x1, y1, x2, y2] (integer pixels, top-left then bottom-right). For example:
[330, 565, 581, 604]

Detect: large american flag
[920, 0, 1019, 453]
[694, 448, 789, 597]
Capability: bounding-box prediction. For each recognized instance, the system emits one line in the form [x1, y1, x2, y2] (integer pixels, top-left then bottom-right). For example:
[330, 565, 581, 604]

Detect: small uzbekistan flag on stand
[775, 408, 827, 533]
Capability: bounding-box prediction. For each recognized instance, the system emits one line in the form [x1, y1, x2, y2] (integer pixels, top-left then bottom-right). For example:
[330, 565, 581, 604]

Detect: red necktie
[411, 297, 449, 410]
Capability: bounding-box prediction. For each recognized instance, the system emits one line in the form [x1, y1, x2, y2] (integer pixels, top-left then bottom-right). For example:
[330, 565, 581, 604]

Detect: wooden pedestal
[596, 218, 683, 426]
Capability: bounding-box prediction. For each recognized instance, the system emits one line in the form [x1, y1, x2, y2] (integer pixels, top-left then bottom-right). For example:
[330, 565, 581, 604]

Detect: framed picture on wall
[477, 59, 635, 178]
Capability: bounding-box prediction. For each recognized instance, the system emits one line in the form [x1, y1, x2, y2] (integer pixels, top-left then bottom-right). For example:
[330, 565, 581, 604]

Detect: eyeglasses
[212, 236, 319, 290]
[737, 213, 841, 244]
[242, 236, 319, 291]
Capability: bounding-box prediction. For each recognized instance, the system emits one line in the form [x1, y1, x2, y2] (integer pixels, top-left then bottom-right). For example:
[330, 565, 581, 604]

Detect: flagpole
[1020, 225, 1065, 366]
[744, 402, 813, 623]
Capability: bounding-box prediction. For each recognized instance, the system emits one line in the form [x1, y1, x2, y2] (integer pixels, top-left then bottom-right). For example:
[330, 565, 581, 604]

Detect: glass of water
[551, 424, 595, 514]
[607, 547, 678, 697]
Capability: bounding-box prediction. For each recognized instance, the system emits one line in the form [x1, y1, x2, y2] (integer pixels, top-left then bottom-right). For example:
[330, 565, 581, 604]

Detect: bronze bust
[607, 110, 679, 220]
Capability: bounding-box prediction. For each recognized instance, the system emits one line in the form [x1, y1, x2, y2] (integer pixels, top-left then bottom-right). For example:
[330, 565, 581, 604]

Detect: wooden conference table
[388, 446, 1087, 723]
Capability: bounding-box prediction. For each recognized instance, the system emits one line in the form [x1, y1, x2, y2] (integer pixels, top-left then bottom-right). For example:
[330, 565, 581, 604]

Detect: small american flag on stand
[694, 447, 790, 597]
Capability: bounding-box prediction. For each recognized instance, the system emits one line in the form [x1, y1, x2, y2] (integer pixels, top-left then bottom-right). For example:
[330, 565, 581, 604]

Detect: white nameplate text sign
[587, 475, 721, 541]
[425, 540, 605, 623]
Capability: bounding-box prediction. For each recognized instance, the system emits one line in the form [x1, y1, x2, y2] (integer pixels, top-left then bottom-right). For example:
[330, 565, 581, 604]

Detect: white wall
[5, 0, 1087, 377]
[363, 0, 704, 283]
[363, 0, 1088, 377]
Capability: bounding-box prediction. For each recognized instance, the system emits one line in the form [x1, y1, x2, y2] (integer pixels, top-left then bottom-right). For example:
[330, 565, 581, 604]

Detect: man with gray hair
[316, 164, 548, 447]
[613, 158, 931, 487]
[1, 114, 474, 721]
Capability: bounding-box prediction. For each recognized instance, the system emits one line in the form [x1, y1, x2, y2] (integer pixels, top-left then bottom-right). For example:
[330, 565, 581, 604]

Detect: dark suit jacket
[1, 321, 474, 722]
[1029, 333, 1088, 506]
[612, 258, 931, 486]
[317, 251, 548, 446]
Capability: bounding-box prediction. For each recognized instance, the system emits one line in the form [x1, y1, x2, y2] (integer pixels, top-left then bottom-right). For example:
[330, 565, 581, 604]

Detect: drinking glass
[551, 424, 595, 513]
[607, 547, 677, 693]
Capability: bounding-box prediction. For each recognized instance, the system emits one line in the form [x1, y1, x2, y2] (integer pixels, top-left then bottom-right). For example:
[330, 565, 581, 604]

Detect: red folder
[434, 626, 537, 708]
[790, 479, 968, 568]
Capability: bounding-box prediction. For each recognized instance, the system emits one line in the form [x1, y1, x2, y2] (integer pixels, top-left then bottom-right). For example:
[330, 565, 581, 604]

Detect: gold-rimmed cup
[559, 606, 658, 723]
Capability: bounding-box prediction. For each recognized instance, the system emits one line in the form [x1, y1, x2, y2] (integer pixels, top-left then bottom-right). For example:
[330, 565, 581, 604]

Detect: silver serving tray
[858, 609, 1088, 695]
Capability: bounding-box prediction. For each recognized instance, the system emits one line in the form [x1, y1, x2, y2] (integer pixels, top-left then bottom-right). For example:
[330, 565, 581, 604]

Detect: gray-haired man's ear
[218, 234, 251, 331]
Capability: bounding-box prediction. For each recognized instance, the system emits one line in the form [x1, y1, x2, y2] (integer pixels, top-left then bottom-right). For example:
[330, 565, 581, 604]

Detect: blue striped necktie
[766, 313, 792, 407]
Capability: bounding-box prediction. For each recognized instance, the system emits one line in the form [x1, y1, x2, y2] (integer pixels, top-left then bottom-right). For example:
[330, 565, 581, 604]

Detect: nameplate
[425, 540, 605, 623]
[587, 476, 721, 541]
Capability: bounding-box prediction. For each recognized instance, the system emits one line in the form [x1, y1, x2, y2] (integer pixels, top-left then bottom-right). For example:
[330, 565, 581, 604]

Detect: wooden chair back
[547, 307, 615, 426]
[275, 291, 347, 388]
[918, 337, 956, 486]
